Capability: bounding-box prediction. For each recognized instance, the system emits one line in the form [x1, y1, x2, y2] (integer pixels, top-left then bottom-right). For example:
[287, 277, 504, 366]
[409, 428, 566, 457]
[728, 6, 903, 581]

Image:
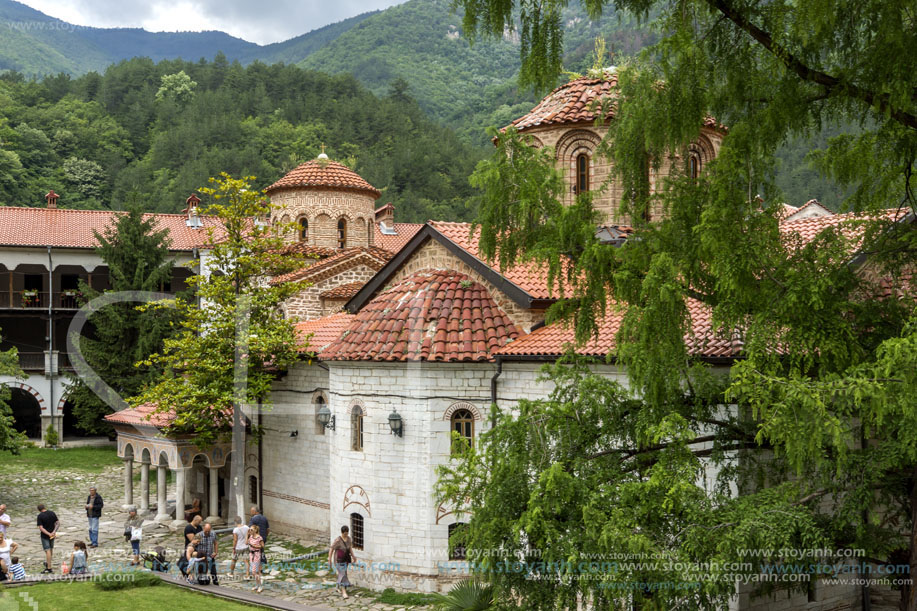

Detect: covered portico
[105, 404, 233, 527]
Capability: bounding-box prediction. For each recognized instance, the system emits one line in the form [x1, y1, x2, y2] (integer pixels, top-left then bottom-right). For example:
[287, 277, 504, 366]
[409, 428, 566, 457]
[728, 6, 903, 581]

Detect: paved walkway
[0, 452, 434, 610]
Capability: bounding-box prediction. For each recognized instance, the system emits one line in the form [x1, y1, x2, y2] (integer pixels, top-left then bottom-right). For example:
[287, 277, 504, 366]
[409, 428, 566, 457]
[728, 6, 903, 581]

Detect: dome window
[298, 217, 309, 242]
[337, 218, 348, 249]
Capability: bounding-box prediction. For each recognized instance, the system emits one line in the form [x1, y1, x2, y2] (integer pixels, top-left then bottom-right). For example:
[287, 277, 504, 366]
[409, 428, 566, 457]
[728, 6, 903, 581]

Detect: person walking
[328, 525, 355, 599]
[197, 522, 219, 585]
[68, 541, 88, 575]
[0, 504, 10, 535]
[247, 525, 264, 593]
[230, 516, 249, 579]
[36, 504, 59, 574]
[124, 508, 143, 566]
[0, 530, 18, 577]
[84, 487, 103, 548]
[249, 506, 269, 542]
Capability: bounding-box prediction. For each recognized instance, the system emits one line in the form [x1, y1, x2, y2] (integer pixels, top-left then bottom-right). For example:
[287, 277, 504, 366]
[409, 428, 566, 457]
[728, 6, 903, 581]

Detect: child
[194, 551, 210, 585]
[69, 541, 88, 575]
[8, 556, 25, 581]
[248, 524, 264, 593]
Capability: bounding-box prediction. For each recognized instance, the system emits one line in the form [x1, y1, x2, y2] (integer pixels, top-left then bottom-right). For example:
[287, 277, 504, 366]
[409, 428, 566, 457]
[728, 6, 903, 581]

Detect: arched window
[451, 409, 474, 454]
[249, 476, 258, 505]
[574, 153, 590, 195]
[689, 152, 701, 179]
[315, 395, 326, 435]
[351, 405, 363, 451]
[337, 218, 348, 249]
[350, 513, 364, 550]
[299, 217, 309, 241]
[448, 522, 467, 560]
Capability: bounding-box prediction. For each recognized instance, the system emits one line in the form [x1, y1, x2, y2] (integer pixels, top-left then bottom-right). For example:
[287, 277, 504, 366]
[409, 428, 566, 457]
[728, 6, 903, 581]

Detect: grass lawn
[0, 446, 120, 474]
[1, 580, 263, 610]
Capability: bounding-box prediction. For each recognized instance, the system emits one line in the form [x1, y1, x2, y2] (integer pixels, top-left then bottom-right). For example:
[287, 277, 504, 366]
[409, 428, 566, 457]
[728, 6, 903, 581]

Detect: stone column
[170, 468, 189, 528]
[154, 464, 170, 522]
[121, 458, 134, 509]
[139, 459, 150, 514]
[204, 466, 223, 524]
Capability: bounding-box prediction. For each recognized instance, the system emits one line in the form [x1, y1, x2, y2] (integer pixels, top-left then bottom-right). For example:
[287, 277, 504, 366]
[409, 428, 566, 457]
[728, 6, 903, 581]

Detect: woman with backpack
[328, 525, 355, 599]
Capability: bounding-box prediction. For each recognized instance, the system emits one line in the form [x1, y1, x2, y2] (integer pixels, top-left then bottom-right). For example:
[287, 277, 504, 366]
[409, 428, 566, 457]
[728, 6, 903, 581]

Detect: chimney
[45, 190, 59, 209]
[375, 202, 395, 228]
[184, 193, 202, 228]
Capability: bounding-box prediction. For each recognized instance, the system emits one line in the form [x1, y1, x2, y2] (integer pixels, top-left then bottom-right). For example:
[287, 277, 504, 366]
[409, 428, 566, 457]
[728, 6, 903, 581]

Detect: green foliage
[431, 579, 495, 610]
[0, 57, 483, 222]
[0, 337, 27, 454]
[134, 174, 306, 447]
[66, 200, 176, 436]
[455, 0, 917, 606]
[93, 571, 161, 590]
[374, 587, 440, 605]
[43, 424, 58, 447]
[0, 446, 120, 474]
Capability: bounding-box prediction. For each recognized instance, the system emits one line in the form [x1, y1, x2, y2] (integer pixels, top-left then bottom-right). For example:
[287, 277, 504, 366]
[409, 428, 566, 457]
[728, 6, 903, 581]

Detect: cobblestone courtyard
[0, 447, 435, 610]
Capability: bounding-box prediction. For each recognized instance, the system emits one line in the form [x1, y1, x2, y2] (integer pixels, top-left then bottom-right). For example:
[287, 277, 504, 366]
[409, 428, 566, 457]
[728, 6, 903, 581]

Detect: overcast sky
[18, 0, 407, 45]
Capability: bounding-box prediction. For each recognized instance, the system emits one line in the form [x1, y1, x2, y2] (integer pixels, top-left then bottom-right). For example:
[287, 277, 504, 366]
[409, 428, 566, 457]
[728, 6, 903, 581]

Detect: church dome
[266, 159, 381, 199]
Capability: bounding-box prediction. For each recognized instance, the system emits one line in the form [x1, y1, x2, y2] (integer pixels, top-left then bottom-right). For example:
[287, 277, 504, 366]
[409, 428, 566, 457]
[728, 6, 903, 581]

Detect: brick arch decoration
[343, 484, 372, 516]
[348, 399, 365, 415]
[313, 390, 329, 405]
[688, 133, 717, 167]
[555, 128, 602, 163]
[443, 402, 483, 422]
[10, 382, 47, 413]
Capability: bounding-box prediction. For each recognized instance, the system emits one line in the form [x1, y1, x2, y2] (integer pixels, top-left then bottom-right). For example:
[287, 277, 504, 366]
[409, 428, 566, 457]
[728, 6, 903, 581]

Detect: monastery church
[2, 74, 882, 609]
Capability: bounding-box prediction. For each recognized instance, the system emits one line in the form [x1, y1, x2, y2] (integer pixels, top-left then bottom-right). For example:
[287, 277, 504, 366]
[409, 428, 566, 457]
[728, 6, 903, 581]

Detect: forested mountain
[0, 58, 483, 222]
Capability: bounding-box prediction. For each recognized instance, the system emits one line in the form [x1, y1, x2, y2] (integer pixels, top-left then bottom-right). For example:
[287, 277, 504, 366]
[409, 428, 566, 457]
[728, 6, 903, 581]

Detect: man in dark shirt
[36, 504, 59, 574]
[183, 515, 203, 545]
[85, 487, 103, 548]
[249, 506, 269, 542]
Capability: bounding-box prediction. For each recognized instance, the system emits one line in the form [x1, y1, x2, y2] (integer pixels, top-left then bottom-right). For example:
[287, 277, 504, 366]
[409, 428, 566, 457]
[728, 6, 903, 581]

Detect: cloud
[18, 0, 406, 44]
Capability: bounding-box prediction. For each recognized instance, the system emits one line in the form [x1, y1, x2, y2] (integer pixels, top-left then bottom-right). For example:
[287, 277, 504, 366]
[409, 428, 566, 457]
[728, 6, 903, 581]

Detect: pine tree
[67, 200, 176, 436]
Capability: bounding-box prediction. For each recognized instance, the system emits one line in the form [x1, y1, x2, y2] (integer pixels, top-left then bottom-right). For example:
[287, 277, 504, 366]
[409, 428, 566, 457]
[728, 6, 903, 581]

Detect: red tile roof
[509, 75, 619, 132]
[321, 270, 520, 362]
[0, 206, 215, 250]
[104, 402, 175, 428]
[320, 282, 364, 300]
[779, 207, 909, 245]
[374, 222, 423, 253]
[265, 159, 381, 198]
[497, 298, 741, 359]
[297, 312, 355, 353]
[430, 221, 569, 300]
[272, 247, 392, 284]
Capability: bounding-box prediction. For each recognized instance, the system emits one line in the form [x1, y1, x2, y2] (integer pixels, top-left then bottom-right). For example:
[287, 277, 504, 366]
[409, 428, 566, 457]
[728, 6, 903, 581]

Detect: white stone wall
[261, 361, 332, 538]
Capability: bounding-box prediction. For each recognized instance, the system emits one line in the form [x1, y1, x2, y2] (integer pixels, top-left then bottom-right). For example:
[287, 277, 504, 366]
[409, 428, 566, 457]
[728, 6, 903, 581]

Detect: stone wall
[262, 362, 332, 537]
[283, 264, 380, 321]
[270, 188, 377, 249]
[388, 239, 546, 333]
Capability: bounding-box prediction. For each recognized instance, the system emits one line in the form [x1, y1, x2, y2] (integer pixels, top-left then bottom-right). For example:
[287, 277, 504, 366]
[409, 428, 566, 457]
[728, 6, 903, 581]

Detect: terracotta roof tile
[430, 221, 569, 300]
[272, 247, 393, 284]
[103, 402, 175, 428]
[321, 270, 519, 362]
[297, 312, 355, 353]
[320, 282, 364, 300]
[496, 298, 741, 359]
[0, 206, 214, 250]
[374, 222, 423, 253]
[265, 159, 381, 198]
[779, 207, 909, 245]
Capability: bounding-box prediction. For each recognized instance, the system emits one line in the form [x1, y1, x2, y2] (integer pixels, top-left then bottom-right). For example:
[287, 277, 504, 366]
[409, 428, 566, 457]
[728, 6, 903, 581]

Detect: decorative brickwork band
[343, 485, 371, 516]
[263, 489, 331, 510]
[12, 382, 46, 412]
[443, 401, 483, 422]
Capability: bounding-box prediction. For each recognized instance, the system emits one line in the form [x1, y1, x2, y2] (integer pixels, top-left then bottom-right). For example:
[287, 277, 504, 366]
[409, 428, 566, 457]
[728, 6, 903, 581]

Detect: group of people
[177, 506, 270, 592]
[0, 503, 25, 581]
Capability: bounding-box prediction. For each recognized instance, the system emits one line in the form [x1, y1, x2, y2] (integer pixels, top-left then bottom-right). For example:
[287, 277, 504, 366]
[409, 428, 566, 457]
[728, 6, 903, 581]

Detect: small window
[350, 513, 364, 550]
[315, 395, 326, 435]
[689, 152, 701, 179]
[574, 153, 590, 195]
[249, 475, 258, 505]
[448, 522, 467, 560]
[451, 409, 474, 454]
[351, 405, 363, 451]
[299, 217, 309, 241]
[337, 218, 348, 249]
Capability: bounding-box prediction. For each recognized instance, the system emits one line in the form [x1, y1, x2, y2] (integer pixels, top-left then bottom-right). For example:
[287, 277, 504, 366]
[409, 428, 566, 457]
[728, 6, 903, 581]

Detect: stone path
[0, 453, 434, 610]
